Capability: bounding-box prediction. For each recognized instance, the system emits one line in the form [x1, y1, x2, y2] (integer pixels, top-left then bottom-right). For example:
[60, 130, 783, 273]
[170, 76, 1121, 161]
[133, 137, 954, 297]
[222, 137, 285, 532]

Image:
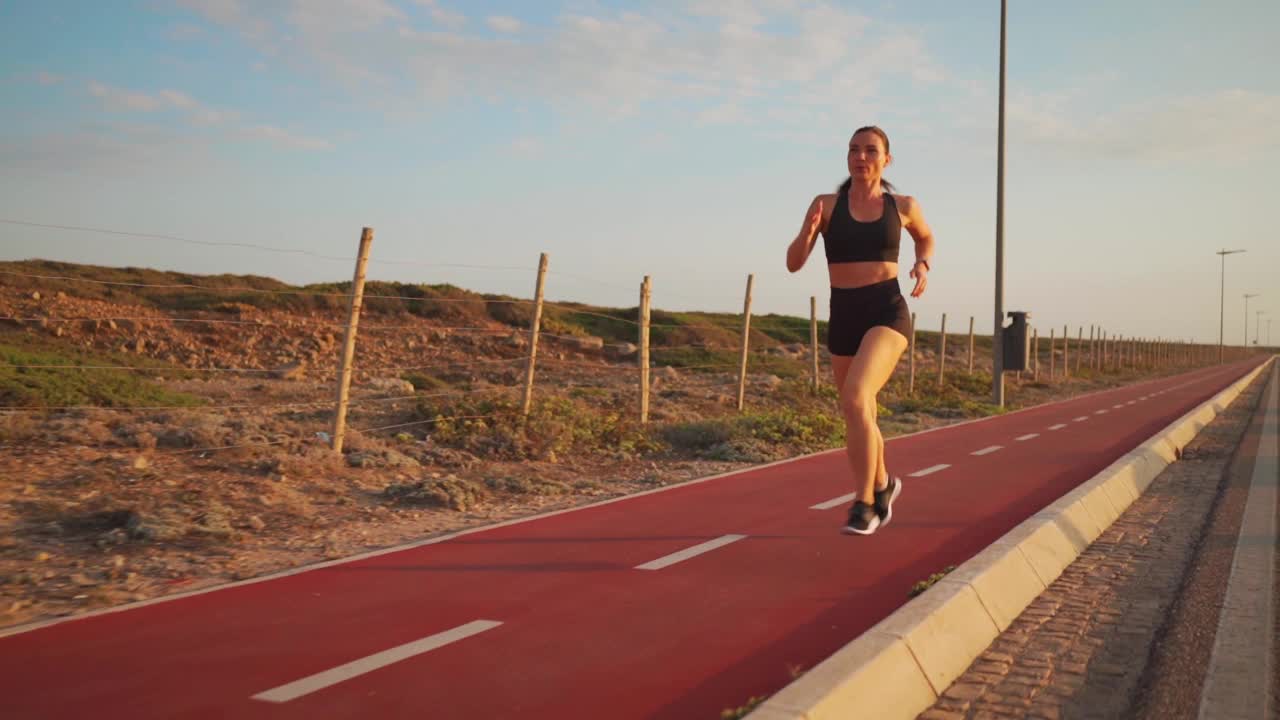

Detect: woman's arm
[786, 195, 827, 273]
[899, 195, 934, 298]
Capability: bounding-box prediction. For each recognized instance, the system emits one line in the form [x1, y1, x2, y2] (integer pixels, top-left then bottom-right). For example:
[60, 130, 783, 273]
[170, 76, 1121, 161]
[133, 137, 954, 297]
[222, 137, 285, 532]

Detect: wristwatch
[915, 258, 931, 271]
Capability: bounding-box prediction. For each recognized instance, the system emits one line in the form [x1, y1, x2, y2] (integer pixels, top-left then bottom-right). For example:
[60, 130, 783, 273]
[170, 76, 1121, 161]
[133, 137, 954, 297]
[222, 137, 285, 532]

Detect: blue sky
[2, 1, 1278, 345]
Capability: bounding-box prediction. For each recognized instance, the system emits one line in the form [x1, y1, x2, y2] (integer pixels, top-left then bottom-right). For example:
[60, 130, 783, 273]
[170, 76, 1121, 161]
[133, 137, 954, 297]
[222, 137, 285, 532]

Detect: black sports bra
[822, 191, 901, 264]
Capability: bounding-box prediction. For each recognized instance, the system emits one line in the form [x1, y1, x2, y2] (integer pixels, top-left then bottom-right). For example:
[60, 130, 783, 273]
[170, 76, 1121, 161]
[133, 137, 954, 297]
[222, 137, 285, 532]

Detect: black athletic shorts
[827, 278, 912, 356]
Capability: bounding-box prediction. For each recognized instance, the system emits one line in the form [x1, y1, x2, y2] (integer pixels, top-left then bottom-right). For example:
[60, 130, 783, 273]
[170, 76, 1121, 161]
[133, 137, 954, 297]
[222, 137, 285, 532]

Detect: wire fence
[1, 219, 1242, 461]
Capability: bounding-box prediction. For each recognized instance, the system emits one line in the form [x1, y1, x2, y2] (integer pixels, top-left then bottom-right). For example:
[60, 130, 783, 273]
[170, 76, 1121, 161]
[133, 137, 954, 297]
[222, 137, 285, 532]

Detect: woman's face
[847, 130, 890, 184]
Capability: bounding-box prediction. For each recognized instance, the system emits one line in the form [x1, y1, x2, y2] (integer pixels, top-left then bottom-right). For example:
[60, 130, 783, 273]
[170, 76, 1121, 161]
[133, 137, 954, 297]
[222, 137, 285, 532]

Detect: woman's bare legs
[834, 356, 889, 489]
[830, 326, 907, 503]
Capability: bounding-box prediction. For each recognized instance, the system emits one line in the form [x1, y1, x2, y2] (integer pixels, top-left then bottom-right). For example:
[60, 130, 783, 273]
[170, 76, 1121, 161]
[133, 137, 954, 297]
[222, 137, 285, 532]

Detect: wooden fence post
[1089, 325, 1096, 370]
[1075, 326, 1083, 374]
[908, 312, 917, 394]
[521, 253, 549, 417]
[1032, 327, 1040, 381]
[937, 313, 947, 388]
[1062, 323, 1070, 377]
[331, 227, 374, 454]
[810, 296, 819, 394]
[1049, 328, 1056, 380]
[639, 275, 651, 423]
[967, 316, 975, 374]
[736, 274, 755, 411]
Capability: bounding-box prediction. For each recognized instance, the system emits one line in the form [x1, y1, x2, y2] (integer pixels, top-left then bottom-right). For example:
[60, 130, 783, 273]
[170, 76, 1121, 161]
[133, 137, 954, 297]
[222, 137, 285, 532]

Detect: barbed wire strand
[0, 269, 538, 306]
[354, 412, 505, 435]
[539, 302, 642, 326]
[0, 315, 523, 334]
[0, 385, 522, 414]
[0, 219, 354, 262]
[536, 357, 636, 372]
[1, 219, 537, 273]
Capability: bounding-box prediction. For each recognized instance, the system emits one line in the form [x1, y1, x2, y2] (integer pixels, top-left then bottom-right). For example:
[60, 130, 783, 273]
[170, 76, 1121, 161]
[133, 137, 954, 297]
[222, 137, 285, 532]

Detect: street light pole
[1255, 310, 1264, 346]
[1244, 293, 1258, 348]
[1216, 249, 1245, 363]
[992, 0, 1007, 407]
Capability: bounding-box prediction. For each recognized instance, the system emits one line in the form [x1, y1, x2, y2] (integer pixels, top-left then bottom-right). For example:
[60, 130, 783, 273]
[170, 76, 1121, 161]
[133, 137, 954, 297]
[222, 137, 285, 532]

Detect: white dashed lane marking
[635, 535, 747, 571]
[252, 620, 503, 703]
[1049, 423, 1068, 430]
[971, 445, 1003, 456]
[810, 493, 857, 511]
[908, 464, 950, 478]
[1073, 416, 1090, 422]
[1095, 409, 1108, 415]
[1016, 433, 1039, 441]
[1113, 404, 1124, 409]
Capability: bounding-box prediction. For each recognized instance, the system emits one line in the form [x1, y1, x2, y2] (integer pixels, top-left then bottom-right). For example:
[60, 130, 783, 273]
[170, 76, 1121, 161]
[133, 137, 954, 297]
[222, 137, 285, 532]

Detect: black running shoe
[874, 476, 903, 527]
[842, 500, 880, 535]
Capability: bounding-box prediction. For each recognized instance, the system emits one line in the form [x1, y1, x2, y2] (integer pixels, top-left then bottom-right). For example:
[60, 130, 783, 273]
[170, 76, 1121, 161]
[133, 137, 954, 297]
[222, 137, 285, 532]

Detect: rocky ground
[0, 275, 1214, 631]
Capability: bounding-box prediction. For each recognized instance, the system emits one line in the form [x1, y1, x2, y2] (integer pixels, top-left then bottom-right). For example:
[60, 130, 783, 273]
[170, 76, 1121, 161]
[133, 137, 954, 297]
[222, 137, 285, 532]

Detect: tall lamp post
[1244, 293, 1259, 349]
[992, 0, 1008, 407]
[1255, 310, 1265, 346]
[1216, 249, 1245, 363]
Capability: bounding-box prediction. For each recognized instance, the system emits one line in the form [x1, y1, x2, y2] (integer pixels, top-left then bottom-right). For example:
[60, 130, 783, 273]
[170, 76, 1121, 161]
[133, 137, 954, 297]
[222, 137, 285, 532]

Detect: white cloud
[88, 81, 165, 112]
[83, 80, 329, 151]
[165, 0, 943, 132]
[242, 124, 334, 150]
[415, 0, 466, 30]
[286, 0, 405, 37]
[0, 122, 217, 177]
[157, 89, 198, 109]
[1010, 87, 1280, 163]
[174, 0, 271, 41]
[486, 15, 522, 34]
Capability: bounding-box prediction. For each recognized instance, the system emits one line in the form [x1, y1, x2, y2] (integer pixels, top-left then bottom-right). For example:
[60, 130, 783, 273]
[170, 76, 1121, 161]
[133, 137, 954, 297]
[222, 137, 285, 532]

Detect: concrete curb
[750, 359, 1274, 720]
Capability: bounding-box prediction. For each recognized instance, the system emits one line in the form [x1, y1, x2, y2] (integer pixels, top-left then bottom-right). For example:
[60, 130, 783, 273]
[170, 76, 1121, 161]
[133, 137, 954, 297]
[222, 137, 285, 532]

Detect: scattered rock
[271, 360, 306, 380]
[247, 515, 266, 532]
[30, 291, 41, 301]
[70, 573, 98, 588]
[571, 335, 605, 352]
[368, 377, 415, 395]
[605, 342, 638, 360]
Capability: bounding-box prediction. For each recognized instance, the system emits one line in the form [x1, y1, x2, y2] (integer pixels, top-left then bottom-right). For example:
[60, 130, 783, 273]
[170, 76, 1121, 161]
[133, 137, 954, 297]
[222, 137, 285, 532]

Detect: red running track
[0, 358, 1266, 720]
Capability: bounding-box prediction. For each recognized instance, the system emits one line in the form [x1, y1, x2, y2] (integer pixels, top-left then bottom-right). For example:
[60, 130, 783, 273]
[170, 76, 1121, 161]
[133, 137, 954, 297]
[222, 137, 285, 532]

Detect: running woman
[785, 126, 935, 535]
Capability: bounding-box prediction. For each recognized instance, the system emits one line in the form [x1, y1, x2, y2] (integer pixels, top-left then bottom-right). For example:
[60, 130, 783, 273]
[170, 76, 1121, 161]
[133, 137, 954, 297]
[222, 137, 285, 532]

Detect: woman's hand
[806, 199, 824, 243]
[787, 196, 827, 273]
[909, 259, 928, 298]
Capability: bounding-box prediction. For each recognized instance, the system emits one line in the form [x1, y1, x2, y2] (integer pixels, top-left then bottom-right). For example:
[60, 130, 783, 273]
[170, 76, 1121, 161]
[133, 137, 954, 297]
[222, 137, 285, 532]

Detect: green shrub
[0, 343, 202, 409]
[659, 408, 843, 458]
[417, 394, 659, 460]
[909, 565, 956, 597]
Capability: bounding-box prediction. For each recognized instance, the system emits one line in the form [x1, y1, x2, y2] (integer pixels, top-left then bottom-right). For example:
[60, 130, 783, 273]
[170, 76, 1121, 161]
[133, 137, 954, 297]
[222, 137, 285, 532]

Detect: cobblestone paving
[916, 373, 1269, 720]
